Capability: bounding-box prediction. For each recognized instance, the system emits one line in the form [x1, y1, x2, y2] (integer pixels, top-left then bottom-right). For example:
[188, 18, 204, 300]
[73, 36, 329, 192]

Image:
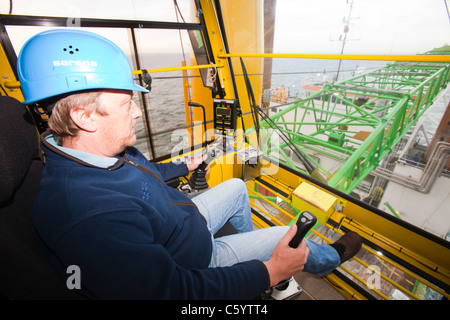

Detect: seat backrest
[0, 96, 84, 299]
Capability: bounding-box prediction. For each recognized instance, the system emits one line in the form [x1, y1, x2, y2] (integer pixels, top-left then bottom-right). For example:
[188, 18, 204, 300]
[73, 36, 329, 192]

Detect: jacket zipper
[123, 154, 163, 184]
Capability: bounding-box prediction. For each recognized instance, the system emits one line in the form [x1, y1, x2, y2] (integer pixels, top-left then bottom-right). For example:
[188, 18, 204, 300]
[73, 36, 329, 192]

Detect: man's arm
[152, 154, 209, 181]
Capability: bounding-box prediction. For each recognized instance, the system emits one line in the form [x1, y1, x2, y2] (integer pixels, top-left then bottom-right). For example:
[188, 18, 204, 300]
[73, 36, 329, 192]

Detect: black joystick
[186, 101, 210, 191]
[188, 160, 209, 191]
[187, 147, 218, 191]
[289, 211, 317, 248]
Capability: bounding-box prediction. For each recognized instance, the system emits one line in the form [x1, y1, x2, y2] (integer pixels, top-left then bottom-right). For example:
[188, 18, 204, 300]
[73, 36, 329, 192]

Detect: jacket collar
[40, 130, 124, 170]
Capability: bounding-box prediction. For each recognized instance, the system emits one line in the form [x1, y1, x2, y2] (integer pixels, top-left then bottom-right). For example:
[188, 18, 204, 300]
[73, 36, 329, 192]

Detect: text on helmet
[53, 60, 98, 67]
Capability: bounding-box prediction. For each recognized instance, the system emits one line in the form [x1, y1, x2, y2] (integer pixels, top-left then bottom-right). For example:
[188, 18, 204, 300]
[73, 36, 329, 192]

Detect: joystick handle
[198, 160, 209, 171]
[289, 211, 317, 248]
[188, 151, 212, 191]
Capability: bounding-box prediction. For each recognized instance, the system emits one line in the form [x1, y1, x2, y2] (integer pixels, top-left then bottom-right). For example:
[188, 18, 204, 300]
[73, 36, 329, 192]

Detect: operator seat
[0, 95, 84, 299]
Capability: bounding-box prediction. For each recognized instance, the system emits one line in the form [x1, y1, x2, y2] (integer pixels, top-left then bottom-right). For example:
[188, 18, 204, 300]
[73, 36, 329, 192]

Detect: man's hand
[263, 224, 310, 287]
[186, 154, 210, 175]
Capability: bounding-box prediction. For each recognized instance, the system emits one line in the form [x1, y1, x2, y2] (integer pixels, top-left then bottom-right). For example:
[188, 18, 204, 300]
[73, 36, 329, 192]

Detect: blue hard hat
[17, 29, 149, 105]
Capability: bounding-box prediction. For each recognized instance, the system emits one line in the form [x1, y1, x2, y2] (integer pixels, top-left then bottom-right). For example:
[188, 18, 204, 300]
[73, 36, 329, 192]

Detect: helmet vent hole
[63, 46, 79, 55]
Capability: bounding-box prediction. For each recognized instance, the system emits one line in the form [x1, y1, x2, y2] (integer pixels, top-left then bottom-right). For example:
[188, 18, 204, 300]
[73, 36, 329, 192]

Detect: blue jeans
[191, 178, 341, 277]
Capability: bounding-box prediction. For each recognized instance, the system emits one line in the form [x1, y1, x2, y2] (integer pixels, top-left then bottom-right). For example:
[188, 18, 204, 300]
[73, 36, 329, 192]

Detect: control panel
[213, 99, 237, 134]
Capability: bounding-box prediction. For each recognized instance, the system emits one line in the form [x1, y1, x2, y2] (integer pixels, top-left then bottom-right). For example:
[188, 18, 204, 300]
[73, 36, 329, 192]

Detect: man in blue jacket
[19, 29, 361, 299]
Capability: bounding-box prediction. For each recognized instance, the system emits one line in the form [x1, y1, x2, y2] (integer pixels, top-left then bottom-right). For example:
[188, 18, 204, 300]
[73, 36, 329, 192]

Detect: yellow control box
[292, 182, 339, 224]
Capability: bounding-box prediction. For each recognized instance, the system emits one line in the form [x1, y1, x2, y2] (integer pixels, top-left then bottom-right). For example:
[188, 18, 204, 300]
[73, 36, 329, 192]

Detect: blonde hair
[48, 91, 106, 145]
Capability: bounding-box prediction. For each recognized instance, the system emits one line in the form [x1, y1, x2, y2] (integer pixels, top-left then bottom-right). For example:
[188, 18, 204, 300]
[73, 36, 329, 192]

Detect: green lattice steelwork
[246, 62, 450, 194]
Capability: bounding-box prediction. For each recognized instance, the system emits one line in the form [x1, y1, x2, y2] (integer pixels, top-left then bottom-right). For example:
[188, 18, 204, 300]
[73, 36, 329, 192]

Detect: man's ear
[70, 105, 98, 132]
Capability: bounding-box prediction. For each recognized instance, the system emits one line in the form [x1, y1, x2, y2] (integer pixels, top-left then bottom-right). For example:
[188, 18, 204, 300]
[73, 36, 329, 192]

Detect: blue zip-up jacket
[32, 131, 269, 299]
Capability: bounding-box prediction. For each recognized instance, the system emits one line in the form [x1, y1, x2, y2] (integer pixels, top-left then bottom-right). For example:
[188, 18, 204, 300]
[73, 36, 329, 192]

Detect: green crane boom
[247, 61, 450, 194]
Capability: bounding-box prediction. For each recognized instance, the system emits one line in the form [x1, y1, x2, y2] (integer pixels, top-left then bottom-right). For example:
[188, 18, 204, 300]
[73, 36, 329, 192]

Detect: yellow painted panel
[292, 181, 338, 224]
[0, 44, 24, 101]
[293, 182, 337, 212]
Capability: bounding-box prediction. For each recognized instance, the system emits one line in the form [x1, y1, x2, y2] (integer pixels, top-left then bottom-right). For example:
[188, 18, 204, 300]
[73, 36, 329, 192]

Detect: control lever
[289, 211, 317, 248]
[179, 138, 225, 194]
[188, 151, 213, 191]
[186, 101, 210, 191]
[260, 211, 317, 300]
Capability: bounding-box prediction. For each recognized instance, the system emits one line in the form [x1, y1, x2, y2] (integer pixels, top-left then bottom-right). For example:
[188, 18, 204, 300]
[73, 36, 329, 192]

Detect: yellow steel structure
[0, 43, 23, 101]
[133, 63, 224, 76]
[219, 52, 450, 63]
[190, 0, 264, 151]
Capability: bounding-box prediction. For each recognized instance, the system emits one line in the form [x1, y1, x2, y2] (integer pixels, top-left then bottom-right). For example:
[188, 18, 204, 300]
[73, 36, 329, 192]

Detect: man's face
[95, 90, 142, 155]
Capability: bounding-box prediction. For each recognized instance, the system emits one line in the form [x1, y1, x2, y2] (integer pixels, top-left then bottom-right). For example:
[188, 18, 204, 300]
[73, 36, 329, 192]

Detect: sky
[1, 0, 449, 55]
[273, 0, 450, 54]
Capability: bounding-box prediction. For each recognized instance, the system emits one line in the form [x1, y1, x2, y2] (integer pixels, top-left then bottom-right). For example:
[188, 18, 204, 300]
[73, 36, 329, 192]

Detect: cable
[239, 58, 259, 143]
[445, 0, 450, 21]
[241, 58, 329, 184]
[173, 0, 186, 22]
